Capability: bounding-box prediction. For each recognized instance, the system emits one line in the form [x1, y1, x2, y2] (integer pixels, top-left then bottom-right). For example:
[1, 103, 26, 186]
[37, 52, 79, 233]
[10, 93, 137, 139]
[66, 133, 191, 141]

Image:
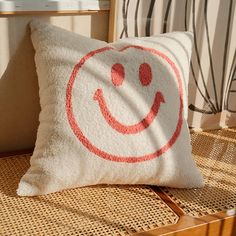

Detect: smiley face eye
[111, 63, 125, 86]
[139, 63, 152, 86]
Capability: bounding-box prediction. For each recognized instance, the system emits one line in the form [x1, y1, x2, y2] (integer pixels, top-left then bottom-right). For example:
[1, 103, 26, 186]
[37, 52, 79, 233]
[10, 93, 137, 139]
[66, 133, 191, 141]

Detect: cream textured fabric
[17, 21, 203, 196]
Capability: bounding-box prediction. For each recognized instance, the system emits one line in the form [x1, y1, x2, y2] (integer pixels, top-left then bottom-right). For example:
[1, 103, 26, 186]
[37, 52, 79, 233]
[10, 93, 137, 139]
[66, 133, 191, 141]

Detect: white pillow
[17, 20, 203, 196]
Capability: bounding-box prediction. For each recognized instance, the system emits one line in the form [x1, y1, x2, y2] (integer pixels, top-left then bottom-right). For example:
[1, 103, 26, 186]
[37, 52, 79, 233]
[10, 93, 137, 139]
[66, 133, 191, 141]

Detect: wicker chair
[1, 128, 235, 235]
[0, 1, 235, 235]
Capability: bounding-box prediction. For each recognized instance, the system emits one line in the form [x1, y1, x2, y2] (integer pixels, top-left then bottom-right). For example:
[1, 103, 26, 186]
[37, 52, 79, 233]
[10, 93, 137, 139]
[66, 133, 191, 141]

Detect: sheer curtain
[116, 0, 236, 130]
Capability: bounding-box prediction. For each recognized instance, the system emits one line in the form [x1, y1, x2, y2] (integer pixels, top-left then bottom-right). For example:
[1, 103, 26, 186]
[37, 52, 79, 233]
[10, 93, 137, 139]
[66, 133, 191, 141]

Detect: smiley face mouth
[93, 89, 165, 134]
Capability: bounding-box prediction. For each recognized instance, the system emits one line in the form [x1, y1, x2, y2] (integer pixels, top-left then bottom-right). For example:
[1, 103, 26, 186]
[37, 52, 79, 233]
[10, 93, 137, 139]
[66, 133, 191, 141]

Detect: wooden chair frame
[0, 0, 117, 43]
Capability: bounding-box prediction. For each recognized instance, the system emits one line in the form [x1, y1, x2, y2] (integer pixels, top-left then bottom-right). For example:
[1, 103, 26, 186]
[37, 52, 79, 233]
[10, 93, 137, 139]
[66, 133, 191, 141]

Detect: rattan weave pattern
[163, 128, 236, 217]
[0, 155, 178, 236]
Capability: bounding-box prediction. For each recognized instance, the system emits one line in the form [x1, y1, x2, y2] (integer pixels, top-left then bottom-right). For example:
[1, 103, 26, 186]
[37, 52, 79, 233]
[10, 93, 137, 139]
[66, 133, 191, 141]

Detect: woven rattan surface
[0, 155, 178, 236]
[163, 128, 236, 217]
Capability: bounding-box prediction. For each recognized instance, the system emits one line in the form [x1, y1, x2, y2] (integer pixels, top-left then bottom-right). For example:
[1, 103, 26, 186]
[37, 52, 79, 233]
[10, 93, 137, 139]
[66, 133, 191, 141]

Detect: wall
[0, 12, 109, 152]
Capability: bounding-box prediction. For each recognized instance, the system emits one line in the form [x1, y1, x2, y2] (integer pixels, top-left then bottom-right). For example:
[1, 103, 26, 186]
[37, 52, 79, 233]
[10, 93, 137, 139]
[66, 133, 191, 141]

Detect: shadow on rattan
[163, 128, 236, 217]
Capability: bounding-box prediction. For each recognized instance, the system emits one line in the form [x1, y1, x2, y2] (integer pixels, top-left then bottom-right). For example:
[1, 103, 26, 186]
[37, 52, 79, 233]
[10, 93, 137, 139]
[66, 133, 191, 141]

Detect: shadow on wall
[0, 10, 109, 153]
[0, 18, 50, 153]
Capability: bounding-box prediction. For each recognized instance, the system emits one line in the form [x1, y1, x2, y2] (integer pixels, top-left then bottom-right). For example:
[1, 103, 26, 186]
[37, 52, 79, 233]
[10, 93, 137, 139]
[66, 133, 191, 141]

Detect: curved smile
[93, 89, 165, 134]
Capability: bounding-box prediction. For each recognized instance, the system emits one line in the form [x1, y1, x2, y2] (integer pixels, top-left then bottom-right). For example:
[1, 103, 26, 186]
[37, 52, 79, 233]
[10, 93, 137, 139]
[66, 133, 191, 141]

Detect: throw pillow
[17, 20, 203, 196]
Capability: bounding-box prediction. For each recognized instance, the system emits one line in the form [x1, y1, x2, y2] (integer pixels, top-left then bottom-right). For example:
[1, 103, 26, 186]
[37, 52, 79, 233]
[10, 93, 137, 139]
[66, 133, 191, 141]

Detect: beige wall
[0, 12, 109, 152]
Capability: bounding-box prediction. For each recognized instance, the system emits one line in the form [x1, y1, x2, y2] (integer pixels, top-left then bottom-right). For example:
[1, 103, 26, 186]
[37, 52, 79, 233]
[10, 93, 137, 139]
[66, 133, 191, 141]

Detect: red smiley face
[66, 45, 183, 163]
[93, 62, 165, 135]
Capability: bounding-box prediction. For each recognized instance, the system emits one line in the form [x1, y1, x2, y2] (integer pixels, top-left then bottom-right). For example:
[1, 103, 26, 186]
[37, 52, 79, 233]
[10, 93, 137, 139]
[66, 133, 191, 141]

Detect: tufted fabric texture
[17, 20, 203, 196]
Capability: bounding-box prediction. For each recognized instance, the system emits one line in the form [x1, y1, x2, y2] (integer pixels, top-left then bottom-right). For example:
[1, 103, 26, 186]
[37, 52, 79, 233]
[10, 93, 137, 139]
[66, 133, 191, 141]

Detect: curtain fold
[116, 0, 236, 130]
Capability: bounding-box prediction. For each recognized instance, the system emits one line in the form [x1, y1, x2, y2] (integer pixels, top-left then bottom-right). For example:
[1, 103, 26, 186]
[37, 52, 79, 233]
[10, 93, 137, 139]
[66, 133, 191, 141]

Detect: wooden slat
[147, 188, 236, 236]
[108, 0, 117, 42]
[151, 187, 236, 235]
[0, 149, 33, 158]
[0, 9, 109, 16]
[0, 0, 110, 15]
[134, 213, 236, 236]
[152, 186, 186, 217]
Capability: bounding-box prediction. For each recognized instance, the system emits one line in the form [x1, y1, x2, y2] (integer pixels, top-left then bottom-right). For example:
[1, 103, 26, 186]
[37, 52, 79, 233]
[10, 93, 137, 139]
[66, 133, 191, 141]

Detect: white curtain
[116, 0, 236, 130]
